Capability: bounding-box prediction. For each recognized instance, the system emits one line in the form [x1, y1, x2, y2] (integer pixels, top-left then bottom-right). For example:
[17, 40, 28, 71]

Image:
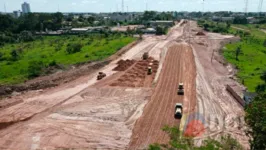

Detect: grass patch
[0, 34, 135, 84]
[224, 24, 266, 92]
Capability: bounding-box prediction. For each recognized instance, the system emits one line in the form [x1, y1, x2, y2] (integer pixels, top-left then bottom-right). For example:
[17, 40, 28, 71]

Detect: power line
[258, 0, 263, 13]
[122, 0, 124, 12]
[245, 0, 248, 14]
[4, 3, 6, 13]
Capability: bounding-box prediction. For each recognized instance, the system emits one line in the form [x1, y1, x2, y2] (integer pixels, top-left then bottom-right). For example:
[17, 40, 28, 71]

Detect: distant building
[149, 21, 174, 27]
[13, 10, 22, 18]
[247, 17, 259, 24]
[21, 2, 31, 14]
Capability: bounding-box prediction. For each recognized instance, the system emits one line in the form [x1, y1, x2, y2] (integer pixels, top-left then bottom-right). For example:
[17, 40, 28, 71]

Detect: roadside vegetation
[245, 92, 266, 150]
[149, 125, 243, 150]
[0, 34, 135, 84]
[224, 24, 266, 92]
[198, 20, 266, 92]
[199, 19, 266, 149]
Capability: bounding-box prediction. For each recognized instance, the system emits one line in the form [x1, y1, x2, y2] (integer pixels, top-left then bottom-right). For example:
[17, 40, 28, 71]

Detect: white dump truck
[175, 103, 183, 119]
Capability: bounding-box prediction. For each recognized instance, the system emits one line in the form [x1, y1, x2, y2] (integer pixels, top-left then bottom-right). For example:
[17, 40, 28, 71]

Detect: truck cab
[175, 103, 183, 119]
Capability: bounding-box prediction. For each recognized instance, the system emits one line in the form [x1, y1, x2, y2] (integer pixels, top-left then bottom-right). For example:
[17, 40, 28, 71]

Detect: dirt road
[129, 43, 197, 149]
[186, 21, 249, 148]
[0, 21, 186, 149]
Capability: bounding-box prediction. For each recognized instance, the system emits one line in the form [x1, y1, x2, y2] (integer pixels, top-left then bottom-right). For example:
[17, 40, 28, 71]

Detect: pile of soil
[196, 31, 205, 36]
[113, 59, 136, 71]
[110, 57, 159, 87]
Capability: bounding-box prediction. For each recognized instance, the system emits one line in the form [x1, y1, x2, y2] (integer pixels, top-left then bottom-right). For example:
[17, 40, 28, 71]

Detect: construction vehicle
[143, 52, 149, 60]
[175, 103, 183, 119]
[97, 72, 106, 80]
[177, 83, 184, 95]
[147, 67, 152, 75]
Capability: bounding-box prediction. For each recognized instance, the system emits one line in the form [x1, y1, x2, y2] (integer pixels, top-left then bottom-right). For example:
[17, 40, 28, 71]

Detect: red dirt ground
[128, 43, 197, 149]
[110, 58, 159, 88]
[113, 59, 136, 71]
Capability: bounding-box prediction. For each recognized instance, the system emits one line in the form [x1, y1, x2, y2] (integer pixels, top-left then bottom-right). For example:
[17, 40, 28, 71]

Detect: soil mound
[113, 59, 136, 71]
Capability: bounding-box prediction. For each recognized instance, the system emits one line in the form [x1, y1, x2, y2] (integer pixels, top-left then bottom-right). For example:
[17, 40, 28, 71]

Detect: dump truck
[177, 83, 184, 95]
[97, 72, 106, 80]
[147, 67, 152, 75]
[175, 103, 183, 119]
[143, 52, 149, 60]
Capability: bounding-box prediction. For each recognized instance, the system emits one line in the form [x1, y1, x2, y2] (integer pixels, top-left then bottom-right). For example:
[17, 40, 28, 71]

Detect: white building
[13, 10, 22, 18]
[21, 2, 31, 14]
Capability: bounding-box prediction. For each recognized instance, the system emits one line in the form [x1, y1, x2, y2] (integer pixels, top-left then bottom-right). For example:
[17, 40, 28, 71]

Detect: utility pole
[245, 0, 248, 15]
[146, 2, 148, 11]
[258, 0, 264, 15]
[4, 3, 6, 13]
[122, 0, 124, 12]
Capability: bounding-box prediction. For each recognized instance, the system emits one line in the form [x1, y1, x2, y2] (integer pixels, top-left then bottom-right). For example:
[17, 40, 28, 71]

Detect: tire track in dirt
[159, 44, 183, 142]
[145, 44, 178, 145]
[129, 43, 196, 149]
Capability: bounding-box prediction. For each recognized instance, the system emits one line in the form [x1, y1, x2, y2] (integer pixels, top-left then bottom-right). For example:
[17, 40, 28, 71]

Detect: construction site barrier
[226, 85, 245, 107]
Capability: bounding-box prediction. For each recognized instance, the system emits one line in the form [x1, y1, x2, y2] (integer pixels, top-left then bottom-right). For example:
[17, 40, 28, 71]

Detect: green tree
[245, 92, 266, 150]
[236, 46, 241, 61]
[0, 52, 3, 60]
[19, 31, 34, 42]
[263, 39, 266, 47]
[27, 60, 44, 78]
[66, 43, 83, 54]
[260, 70, 266, 83]
[10, 49, 19, 60]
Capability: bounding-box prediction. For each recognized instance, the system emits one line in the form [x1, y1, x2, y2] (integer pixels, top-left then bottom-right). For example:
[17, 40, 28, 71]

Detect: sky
[1, 0, 265, 13]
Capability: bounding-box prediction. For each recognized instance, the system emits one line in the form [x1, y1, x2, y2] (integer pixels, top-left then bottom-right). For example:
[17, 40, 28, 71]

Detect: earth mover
[147, 67, 152, 75]
[97, 72, 106, 80]
[143, 52, 149, 60]
[175, 103, 183, 119]
[177, 83, 184, 95]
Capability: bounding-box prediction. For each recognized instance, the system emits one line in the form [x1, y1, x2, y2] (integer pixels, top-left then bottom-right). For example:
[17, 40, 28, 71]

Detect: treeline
[0, 13, 64, 46]
[0, 13, 63, 33]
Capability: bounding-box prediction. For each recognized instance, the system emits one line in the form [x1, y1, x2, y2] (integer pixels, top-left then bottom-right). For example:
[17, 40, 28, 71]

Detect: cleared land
[0, 21, 186, 149]
[0, 35, 135, 84]
[129, 43, 197, 149]
[187, 21, 249, 148]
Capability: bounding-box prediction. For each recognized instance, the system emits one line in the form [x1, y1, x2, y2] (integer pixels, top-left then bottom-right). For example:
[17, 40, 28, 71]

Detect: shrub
[48, 60, 57, 66]
[0, 52, 3, 60]
[66, 43, 83, 54]
[10, 49, 19, 61]
[28, 60, 44, 78]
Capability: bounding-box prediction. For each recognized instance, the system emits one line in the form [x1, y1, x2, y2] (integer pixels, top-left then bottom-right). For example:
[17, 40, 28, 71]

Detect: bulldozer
[97, 72, 106, 80]
[143, 52, 149, 60]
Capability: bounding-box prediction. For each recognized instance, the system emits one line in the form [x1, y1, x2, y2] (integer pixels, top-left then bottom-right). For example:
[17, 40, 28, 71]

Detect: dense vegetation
[224, 24, 266, 92]
[0, 34, 135, 84]
[245, 92, 266, 150]
[149, 125, 243, 150]
[198, 20, 266, 92]
[198, 20, 266, 149]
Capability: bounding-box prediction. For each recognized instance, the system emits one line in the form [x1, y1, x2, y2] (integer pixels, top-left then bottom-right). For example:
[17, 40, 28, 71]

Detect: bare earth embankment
[0, 21, 186, 150]
[185, 21, 249, 148]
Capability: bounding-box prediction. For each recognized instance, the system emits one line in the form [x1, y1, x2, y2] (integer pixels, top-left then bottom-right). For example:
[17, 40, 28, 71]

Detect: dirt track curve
[129, 43, 197, 149]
